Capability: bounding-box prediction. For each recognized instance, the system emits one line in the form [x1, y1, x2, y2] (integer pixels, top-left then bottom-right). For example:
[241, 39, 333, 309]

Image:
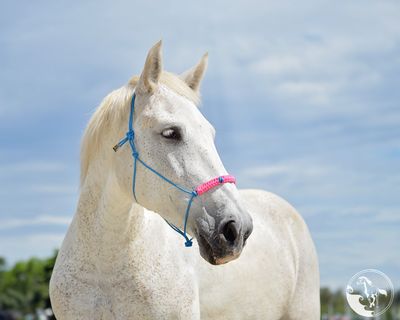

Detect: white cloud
[0, 160, 77, 196]
[0, 233, 64, 265]
[27, 184, 77, 195]
[276, 81, 334, 105]
[244, 34, 391, 115]
[375, 209, 400, 223]
[0, 161, 67, 176]
[240, 161, 332, 183]
[0, 215, 72, 230]
[251, 55, 304, 75]
[240, 164, 290, 178]
[1, 0, 399, 120]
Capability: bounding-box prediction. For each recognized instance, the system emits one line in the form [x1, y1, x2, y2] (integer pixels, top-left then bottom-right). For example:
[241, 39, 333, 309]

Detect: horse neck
[74, 165, 144, 263]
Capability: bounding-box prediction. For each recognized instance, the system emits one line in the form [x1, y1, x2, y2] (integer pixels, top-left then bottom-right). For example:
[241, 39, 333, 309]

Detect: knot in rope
[185, 239, 193, 247]
[126, 130, 134, 140]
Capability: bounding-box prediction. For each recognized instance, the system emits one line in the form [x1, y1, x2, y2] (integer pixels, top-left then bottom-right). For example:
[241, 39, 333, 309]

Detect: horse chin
[197, 233, 241, 265]
[213, 253, 241, 265]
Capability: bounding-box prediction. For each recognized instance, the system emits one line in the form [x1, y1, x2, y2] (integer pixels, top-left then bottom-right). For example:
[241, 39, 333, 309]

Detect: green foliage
[320, 287, 347, 315]
[321, 287, 400, 319]
[0, 251, 57, 316]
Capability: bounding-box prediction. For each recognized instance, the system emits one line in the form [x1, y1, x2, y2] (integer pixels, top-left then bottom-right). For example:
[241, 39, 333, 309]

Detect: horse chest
[109, 249, 199, 318]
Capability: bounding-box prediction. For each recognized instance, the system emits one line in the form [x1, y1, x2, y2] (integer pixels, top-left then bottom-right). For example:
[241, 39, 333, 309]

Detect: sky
[0, 0, 399, 289]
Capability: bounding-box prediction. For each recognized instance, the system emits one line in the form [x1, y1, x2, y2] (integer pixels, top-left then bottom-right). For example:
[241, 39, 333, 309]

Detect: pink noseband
[195, 175, 236, 196]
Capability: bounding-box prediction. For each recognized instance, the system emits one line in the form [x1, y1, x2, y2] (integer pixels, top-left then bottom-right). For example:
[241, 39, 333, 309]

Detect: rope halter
[114, 93, 236, 247]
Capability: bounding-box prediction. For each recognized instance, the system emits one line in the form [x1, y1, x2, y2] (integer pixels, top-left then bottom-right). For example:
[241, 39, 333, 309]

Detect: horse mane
[80, 72, 200, 186]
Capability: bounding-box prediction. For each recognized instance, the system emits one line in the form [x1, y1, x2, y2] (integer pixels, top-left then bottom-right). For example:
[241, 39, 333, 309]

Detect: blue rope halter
[113, 93, 196, 247]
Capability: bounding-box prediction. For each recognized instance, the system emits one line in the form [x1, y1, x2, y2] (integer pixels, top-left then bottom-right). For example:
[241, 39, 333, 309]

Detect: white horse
[357, 276, 388, 309]
[50, 41, 320, 319]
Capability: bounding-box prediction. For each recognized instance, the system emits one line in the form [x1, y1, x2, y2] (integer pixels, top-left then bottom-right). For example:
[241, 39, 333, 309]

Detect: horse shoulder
[239, 189, 320, 319]
[239, 189, 306, 231]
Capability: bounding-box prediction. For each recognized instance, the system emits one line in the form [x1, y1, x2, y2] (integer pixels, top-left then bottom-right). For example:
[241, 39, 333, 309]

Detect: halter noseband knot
[126, 130, 134, 140]
[132, 151, 139, 158]
[113, 130, 134, 152]
[113, 93, 237, 247]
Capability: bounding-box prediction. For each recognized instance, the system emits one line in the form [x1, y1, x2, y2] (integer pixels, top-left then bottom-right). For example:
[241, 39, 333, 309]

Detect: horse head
[111, 41, 253, 265]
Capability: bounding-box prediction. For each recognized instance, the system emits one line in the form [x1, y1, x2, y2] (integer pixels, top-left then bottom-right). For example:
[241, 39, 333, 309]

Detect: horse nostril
[222, 221, 238, 244]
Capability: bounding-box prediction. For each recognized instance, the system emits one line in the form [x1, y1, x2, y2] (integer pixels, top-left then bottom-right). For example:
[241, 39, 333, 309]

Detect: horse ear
[137, 40, 163, 94]
[180, 53, 208, 92]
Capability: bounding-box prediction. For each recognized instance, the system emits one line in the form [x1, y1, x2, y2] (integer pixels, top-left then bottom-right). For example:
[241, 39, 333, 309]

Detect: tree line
[0, 252, 57, 319]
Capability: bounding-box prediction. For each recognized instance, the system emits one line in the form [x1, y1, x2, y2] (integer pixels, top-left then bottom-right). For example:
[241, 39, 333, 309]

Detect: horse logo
[346, 269, 394, 317]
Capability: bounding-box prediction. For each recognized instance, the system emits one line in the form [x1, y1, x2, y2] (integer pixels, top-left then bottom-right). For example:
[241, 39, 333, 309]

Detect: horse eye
[161, 127, 182, 140]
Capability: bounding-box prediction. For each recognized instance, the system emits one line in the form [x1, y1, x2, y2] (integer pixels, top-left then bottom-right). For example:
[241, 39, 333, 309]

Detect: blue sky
[0, 0, 399, 289]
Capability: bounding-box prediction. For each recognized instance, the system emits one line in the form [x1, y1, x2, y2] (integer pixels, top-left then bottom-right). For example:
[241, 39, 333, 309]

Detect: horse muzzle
[195, 215, 253, 265]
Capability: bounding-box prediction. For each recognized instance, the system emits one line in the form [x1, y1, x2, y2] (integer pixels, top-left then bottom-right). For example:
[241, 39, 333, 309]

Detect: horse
[49, 41, 320, 319]
[357, 276, 388, 309]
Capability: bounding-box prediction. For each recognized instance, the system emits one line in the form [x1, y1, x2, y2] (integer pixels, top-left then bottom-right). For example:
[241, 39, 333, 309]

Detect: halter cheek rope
[114, 93, 236, 247]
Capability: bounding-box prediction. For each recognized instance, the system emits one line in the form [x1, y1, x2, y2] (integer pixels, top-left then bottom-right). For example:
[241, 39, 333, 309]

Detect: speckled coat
[50, 41, 320, 320]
